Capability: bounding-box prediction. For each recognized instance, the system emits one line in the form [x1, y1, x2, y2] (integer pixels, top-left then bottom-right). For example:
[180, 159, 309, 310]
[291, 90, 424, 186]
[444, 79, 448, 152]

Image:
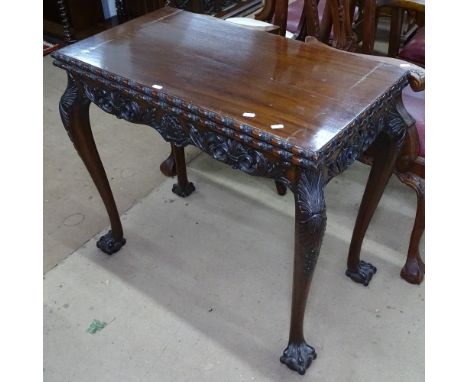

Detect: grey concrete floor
[43, 30, 424, 381]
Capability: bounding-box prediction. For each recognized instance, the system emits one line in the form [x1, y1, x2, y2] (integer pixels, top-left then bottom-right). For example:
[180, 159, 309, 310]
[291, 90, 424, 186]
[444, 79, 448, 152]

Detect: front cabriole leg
[59, 72, 126, 254]
[280, 169, 326, 375]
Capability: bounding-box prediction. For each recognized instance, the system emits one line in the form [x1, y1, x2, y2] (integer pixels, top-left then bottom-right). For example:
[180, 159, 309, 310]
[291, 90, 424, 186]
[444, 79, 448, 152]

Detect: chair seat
[402, 86, 425, 157]
[399, 26, 425, 67]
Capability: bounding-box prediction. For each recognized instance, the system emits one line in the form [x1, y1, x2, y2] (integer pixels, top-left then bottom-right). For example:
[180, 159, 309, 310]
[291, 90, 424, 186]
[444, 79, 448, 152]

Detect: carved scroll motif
[82, 82, 291, 182]
[188, 126, 289, 180]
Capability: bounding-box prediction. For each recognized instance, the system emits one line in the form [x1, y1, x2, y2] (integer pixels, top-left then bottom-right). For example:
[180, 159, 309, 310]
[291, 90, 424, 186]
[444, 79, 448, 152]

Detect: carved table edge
[53, 58, 318, 171]
[316, 74, 410, 157]
[51, 53, 312, 159]
[52, 52, 411, 174]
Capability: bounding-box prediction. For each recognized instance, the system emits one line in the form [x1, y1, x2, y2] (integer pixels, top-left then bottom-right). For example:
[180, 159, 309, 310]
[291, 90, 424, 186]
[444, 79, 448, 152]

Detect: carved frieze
[80, 81, 291, 181]
[54, 54, 412, 189]
[188, 126, 289, 179]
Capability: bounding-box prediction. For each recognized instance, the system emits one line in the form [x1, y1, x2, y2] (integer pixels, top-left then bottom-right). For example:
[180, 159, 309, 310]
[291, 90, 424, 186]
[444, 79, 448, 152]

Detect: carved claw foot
[172, 182, 195, 198]
[96, 230, 126, 255]
[400, 256, 425, 285]
[280, 341, 317, 375]
[346, 260, 377, 286]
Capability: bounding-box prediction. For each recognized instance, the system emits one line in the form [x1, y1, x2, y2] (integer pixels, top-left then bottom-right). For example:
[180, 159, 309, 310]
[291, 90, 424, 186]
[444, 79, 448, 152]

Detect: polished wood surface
[57, 7, 408, 155]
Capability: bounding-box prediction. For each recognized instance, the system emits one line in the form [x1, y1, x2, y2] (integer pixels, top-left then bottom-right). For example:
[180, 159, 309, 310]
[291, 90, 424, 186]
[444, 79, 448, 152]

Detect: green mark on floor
[86, 319, 107, 334]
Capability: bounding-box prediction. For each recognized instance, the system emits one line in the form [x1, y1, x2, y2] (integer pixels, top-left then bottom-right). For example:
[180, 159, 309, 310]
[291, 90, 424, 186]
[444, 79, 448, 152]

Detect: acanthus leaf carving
[84, 84, 189, 147]
[386, 106, 408, 149]
[294, 169, 327, 274]
[80, 81, 290, 182]
[188, 125, 288, 180]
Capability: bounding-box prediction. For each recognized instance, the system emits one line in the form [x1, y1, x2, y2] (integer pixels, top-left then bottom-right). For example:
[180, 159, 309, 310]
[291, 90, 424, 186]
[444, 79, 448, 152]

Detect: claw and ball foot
[280, 342, 317, 375]
[171, 144, 195, 198]
[346, 260, 377, 286]
[172, 182, 195, 197]
[96, 230, 126, 255]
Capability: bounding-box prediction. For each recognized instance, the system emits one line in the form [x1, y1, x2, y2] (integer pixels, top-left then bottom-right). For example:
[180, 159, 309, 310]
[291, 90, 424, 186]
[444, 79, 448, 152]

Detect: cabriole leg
[59, 73, 125, 254]
[280, 170, 326, 375]
[171, 144, 195, 197]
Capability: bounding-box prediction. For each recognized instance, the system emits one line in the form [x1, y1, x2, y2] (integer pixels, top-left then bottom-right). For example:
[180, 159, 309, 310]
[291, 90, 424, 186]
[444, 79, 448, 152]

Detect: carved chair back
[377, 0, 425, 62]
[256, 0, 359, 51]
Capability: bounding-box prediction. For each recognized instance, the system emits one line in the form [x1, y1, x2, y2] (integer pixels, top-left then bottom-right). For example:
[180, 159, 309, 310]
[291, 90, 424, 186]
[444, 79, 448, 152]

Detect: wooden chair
[254, 0, 325, 39]
[254, 0, 377, 52]
[375, 0, 425, 64]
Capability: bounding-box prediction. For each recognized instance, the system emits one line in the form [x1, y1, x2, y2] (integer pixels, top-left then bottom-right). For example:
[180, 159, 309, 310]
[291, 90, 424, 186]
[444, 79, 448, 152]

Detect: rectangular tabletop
[53, 6, 409, 159]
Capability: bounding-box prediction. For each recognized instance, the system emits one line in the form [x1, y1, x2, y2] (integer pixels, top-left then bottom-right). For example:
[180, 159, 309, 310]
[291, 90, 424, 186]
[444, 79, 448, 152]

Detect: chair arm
[255, 0, 276, 22]
[377, 0, 425, 13]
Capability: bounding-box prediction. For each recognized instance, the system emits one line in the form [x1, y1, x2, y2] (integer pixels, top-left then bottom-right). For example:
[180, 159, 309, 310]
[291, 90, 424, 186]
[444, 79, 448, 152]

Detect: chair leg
[397, 173, 425, 284]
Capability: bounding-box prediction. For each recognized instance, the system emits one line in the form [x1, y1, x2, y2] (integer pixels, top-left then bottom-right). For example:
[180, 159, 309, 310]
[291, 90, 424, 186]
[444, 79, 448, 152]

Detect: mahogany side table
[52, 7, 420, 375]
